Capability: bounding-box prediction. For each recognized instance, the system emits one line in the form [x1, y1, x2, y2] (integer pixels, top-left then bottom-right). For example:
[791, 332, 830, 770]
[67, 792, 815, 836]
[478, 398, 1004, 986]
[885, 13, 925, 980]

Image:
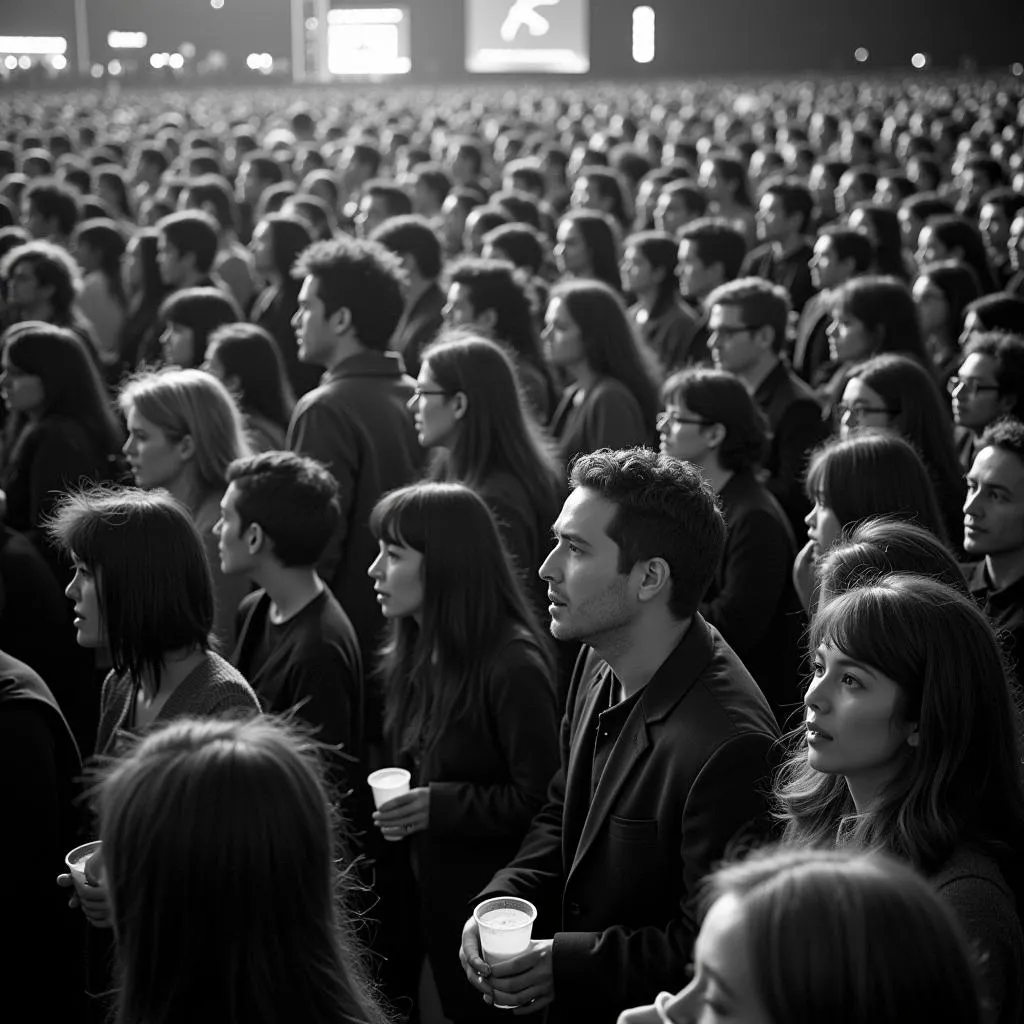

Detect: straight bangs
[368, 486, 428, 554]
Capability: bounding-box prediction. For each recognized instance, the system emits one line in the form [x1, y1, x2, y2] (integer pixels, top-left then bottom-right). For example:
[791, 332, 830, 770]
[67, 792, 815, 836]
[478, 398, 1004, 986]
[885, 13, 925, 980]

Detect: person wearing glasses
[659, 368, 798, 722]
[838, 353, 965, 549]
[950, 332, 1024, 471]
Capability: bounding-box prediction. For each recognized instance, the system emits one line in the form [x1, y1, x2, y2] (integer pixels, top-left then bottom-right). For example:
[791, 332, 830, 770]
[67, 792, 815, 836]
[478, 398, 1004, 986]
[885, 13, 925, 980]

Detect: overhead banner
[465, 0, 589, 74]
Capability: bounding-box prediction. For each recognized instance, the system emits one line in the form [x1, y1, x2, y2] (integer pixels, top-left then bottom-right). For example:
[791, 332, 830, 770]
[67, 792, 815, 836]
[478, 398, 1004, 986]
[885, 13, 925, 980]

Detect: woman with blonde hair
[119, 367, 253, 649]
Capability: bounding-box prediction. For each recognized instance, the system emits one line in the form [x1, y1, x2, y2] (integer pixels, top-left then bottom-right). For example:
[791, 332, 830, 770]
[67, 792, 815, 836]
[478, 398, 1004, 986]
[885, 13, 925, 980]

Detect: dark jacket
[478, 618, 780, 1022]
[753, 361, 829, 540]
[550, 379, 651, 466]
[964, 560, 1024, 695]
[741, 240, 815, 314]
[250, 280, 323, 396]
[628, 295, 706, 372]
[791, 287, 833, 385]
[390, 280, 445, 378]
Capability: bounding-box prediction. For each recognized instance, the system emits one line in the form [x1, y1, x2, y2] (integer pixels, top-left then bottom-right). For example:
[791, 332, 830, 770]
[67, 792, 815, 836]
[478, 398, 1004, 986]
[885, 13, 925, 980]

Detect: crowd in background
[2, 72, 1024, 1024]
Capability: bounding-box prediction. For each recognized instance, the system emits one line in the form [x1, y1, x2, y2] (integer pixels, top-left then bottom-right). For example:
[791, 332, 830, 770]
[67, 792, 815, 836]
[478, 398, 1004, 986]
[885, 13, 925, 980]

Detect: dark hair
[706, 277, 790, 355]
[285, 195, 336, 242]
[370, 482, 554, 756]
[99, 717, 389, 1024]
[559, 209, 622, 292]
[226, 451, 339, 567]
[492, 190, 543, 231]
[48, 488, 213, 686]
[348, 142, 383, 177]
[2, 321, 123, 455]
[0, 240, 80, 318]
[979, 187, 1024, 223]
[778, 575, 1024, 875]
[158, 287, 243, 368]
[95, 165, 133, 219]
[978, 415, 1024, 463]
[576, 166, 632, 228]
[371, 214, 444, 280]
[964, 294, 1024, 336]
[814, 225, 874, 273]
[292, 236, 404, 352]
[569, 447, 726, 618]
[660, 179, 708, 218]
[482, 223, 546, 276]
[623, 230, 681, 310]
[703, 153, 754, 209]
[125, 228, 166, 312]
[916, 260, 982, 335]
[924, 215, 997, 293]
[701, 847, 984, 1024]
[677, 217, 748, 283]
[183, 175, 236, 233]
[761, 177, 814, 234]
[73, 217, 128, 308]
[961, 333, 1024, 417]
[241, 152, 284, 187]
[363, 180, 413, 221]
[876, 173, 917, 205]
[24, 178, 80, 237]
[412, 163, 453, 209]
[901, 191, 954, 226]
[834, 276, 928, 365]
[663, 367, 770, 472]
[255, 182, 297, 220]
[157, 211, 220, 276]
[849, 204, 909, 281]
[207, 323, 294, 434]
[805, 431, 948, 544]
[261, 213, 314, 280]
[552, 278, 662, 430]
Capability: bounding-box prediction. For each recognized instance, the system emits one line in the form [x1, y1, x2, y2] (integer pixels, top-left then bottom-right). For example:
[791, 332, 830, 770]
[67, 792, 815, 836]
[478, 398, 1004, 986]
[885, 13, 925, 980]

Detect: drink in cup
[474, 896, 538, 1008]
[367, 767, 411, 809]
[65, 840, 103, 894]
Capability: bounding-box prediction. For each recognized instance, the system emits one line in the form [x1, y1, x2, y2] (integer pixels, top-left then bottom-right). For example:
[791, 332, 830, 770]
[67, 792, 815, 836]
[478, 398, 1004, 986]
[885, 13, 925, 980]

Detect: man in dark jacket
[458, 448, 779, 1022]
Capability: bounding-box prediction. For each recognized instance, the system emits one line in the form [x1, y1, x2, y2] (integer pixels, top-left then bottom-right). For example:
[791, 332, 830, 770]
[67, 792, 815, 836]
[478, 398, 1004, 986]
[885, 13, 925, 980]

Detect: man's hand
[459, 916, 495, 999]
[489, 938, 555, 1015]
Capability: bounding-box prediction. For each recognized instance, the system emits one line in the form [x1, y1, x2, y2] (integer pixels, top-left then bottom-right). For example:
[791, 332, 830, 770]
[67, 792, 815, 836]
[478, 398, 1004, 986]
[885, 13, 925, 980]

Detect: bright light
[168, 52, 184, 69]
[305, 17, 319, 30]
[632, 7, 655, 64]
[246, 52, 273, 71]
[3, 56, 17, 70]
[51, 54, 67, 70]
[0, 36, 67, 55]
[854, 46, 869, 63]
[1012, 62, 1024, 77]
[17, 55, 31, 69]
[150, 52, 168, 68]
[328, 7, 404, 23]
[211, 0, 224, 8]
[911, 52, 928, 69]
[107, 59, 122, 75]
[180, 42, 196, 59]
[108, 31, 147, 49]
[90, 63, 104, 78]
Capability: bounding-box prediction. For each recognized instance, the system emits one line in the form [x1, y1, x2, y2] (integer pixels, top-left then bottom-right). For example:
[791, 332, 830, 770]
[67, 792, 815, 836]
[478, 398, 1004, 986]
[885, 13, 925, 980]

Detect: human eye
[842, 672, 864, 690]
[812, 658, 825, 676]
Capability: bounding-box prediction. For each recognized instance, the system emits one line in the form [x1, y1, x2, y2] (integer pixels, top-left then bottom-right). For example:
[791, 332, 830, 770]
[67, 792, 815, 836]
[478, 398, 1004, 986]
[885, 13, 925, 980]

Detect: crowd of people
[2, 72, 1024, 1023]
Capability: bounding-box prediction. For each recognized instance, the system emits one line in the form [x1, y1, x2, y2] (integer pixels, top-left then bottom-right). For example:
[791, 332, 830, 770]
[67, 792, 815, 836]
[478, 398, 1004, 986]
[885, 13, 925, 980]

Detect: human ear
[636, 557, 672, 604]
[703, 422, 727, 450]
[329, 306, 352, 337]
[178, 433, 196, 461]
[452, 391, 469, 421]
[247, 522, 264, 555]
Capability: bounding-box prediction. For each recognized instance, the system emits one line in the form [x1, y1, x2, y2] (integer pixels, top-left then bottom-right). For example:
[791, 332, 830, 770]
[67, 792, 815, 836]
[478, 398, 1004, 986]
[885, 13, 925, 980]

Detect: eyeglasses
[947, 376, 1000, 398]
[412, 387, 448, 399]
[836, 402, 896, 423]
[657, 410, 711, 429]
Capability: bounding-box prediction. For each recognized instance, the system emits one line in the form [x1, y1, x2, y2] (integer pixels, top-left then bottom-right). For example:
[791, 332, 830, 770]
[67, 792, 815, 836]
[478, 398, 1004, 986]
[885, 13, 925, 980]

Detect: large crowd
[2, 73, 1024, 1024]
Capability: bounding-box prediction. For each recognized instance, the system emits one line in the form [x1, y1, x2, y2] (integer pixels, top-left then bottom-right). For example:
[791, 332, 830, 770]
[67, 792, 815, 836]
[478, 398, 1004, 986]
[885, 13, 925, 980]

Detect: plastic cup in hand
[65, 840, 102, 894]
[474, 896, 538, 1008]
[367, 767, 410, 809]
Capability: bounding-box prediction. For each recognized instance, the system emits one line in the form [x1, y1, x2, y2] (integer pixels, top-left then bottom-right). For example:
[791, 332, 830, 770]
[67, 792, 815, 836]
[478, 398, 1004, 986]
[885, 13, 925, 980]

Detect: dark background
[3, 0, 1023, 80]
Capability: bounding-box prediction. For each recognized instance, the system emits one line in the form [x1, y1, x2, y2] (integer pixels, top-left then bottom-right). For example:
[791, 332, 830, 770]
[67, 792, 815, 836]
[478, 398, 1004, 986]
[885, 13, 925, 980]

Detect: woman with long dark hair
[366, 482, 559, 1024]
[918, 214, 998, 294]
[554, 209, 622, 292]
[118, 227, 169, 370]
[847, 203, 914, 281]
[92, 716, 388, 1024]
[157, 286, 242, 369]
[913, 259, 982, 383]
[776, 575, 1024, 1023]
[544, 279, 661, 463]
[73, 218, 128, 374]
[699, 152, 756, 245]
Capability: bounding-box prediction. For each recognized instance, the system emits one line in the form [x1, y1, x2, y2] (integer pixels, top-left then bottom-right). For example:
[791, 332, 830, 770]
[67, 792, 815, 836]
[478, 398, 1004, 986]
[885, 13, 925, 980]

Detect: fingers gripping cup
[474, 896, 538, 1008]
[367, 767, 411, 809]
[65, 840, 103, 894]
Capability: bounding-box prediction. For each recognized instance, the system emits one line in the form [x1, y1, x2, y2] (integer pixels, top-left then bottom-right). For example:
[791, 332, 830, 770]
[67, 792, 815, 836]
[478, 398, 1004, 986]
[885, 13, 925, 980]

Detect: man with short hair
[409, 163, 453, 221]
[287, 237, 423, 692]
[355, 180, 413, 238]
[459, 447, 779, 1020]
[371, 214, 446, 376]
[218, 451, 363, 785]
[1009, 208, 1024, 298]
[156, 210, 222, 293]
[706, 277, 827, 538]
[653, 180, 707, 238]
[235, 150, 285, 243]
[963, 417, 1024, 691]
[675, 217, 747, 312]
[742, 177, 815, 314]
[21, 178, 80, 248]
[978, 188, 1024, 289]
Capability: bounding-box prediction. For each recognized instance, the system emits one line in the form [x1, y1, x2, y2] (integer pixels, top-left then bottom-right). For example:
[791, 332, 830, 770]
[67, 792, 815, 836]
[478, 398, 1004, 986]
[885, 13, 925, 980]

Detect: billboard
[327, 7, 411, 76]
[465, 0, 588, 74]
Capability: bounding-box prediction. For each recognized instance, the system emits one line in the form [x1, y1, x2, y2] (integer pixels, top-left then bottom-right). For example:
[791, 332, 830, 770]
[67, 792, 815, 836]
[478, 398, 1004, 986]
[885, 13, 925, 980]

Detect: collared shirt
[591, 671, 643, 798]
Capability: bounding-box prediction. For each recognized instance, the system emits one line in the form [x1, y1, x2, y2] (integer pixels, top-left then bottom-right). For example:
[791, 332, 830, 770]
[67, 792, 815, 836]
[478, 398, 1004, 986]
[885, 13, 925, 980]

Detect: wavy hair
[98, 717, 390, 1024]
[775, 575, 1024, 874]
[370, 482, 554, 759]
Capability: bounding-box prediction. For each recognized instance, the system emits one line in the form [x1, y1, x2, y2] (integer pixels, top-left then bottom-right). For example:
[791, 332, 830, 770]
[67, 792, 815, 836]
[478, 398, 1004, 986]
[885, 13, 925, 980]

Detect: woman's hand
[57, 848, 113, 928]
[373, 786, 430, 841]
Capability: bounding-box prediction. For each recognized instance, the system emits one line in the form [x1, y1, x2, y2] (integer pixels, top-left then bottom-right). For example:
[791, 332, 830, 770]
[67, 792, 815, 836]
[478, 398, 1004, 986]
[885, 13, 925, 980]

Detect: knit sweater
[95, 651, 260, 758]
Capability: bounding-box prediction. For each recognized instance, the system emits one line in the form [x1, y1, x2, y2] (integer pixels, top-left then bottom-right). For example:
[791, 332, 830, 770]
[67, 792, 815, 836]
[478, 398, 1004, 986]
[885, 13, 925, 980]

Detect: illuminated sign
[327, 7, 411, 75]
[0, 36, 67, 55]
[465, 0, 588, 73]
[108, 31, 148, 49]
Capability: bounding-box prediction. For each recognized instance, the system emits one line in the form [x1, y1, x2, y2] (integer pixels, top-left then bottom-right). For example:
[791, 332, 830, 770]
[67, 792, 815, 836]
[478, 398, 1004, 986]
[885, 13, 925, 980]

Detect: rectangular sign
[465, 0, 589, 74]
[327, 7, 411, 75]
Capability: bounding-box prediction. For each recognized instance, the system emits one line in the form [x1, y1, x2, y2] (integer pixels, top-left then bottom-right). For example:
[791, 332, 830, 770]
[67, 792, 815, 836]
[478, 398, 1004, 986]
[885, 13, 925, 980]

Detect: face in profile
[65, 554, 104, 649]
[122, 406, 193, 492]
[964, 444, 1024, 560]
[367, 538, 425, 620]
[409, 363, 463, 450]
[804, 496, 842, 560]
[542, 297, 585, 370]
[554, 221, 591, 278]
[160, 321, 196, 368]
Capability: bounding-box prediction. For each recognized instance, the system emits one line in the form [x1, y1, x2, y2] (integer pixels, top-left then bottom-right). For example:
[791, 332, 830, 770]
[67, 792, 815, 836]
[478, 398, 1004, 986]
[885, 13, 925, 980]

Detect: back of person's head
[805, 431, 947, 543]
[292, 236, 404, 352]
[901, 191, 954, 225]
[559, 208, 621, 291]
[962, 332, 1024, 418]
[158, 287, 243, 367]
[504, 159, 546, 198]
[255, 181, 297, 220]
[157, 210, 220, 275]
[482, 223, 547, 276]
[705, 276, 790, 354]
[98, 716, 386, 1024]
[261, 212, 314, 280]
[693, 846, 983, 1024]
[815, 517, 968, 605]
[226, 451, 339, 567]
[119, 367, 250, 497]
[662, 367, 770, 472]
[0, 225, 29, 261]
[835, 276, 927, 364]
[2, 320, 122, 452]
[370, 213, 444, 280]
[48, 488, 213, 683]
[964, 294, 1024, 336]
[677, 217, 748, 283]
[568, 447, 725, 619]
[23, 177, 80, 237]
[492, 190, 543, 231]
[206, 323, 294, 431]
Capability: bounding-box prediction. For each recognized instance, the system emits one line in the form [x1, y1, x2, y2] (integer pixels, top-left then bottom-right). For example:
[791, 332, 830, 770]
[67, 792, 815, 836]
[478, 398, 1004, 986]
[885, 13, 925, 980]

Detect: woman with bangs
[775, 574, 1024, 1024]
[365, 481, 559, 1024]
[794, 431, 948, 611]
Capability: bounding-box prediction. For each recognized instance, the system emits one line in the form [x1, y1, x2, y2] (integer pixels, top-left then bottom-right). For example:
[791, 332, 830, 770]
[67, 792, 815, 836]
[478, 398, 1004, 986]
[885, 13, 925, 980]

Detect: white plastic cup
[367, 767, 411, 810]
[65, 840, 102, 893]
[475, 896, 538, 1008]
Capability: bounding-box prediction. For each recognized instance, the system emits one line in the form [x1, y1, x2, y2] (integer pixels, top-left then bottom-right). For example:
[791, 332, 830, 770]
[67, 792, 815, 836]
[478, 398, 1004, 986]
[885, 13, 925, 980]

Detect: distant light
[150, 52, 168, 68]
[632, 7, 655, 64]
[108, 31, 147, 49]
[911, 52, 928, 69]
[51, 54, 67, 70]
[3, 55, 17, 70]
[246, 52, 260, 70]
[210, 0, 224, 8]
[90, 63, 104, 78]
[17, 55, 31, 69]
[168, 52, 184, 69]
[854, 47, 869, 63]
[107, 59, 123, 75]
[0, 36, 67, 55]
[305, 17, 318, 30]
[1012, 62, 1024, 77]
[180, 42, 196, 59]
